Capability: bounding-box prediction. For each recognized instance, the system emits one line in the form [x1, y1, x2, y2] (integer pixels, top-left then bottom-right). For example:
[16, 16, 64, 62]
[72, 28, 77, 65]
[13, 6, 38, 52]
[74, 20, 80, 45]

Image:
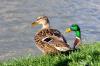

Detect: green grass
[0, 42, 100, 66]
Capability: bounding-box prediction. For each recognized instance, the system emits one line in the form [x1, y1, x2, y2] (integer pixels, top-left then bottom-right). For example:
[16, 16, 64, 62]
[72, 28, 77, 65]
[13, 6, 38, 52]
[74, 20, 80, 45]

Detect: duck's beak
[65, 28, 72, 33]
[32, 22, 39, 27]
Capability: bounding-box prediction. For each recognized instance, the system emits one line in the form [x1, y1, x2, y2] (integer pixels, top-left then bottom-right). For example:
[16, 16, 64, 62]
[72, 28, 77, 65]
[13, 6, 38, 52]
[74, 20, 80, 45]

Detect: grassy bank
[0, 42, 100, 66]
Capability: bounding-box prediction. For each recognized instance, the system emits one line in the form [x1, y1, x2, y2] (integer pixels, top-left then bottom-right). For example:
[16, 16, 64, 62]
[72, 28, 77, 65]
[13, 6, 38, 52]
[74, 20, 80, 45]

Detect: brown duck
[32, 16, 70, 54]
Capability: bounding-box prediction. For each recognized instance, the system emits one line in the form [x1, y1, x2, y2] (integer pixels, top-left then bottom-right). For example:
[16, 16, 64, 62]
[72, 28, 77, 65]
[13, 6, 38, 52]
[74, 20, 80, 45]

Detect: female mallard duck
[32, 16, 70, 54]
[65, 24, 81, 49]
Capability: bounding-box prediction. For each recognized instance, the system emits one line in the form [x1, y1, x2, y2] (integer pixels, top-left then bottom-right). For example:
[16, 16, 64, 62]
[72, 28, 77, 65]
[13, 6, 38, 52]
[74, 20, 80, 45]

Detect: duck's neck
[73, 30, 81, 49]
[42, 23, 50, 29]
[75, 30, 81, 39]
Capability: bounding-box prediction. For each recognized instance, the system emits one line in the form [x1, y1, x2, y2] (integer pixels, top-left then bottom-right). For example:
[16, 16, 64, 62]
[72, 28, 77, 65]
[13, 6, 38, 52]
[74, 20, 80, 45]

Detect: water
[0, 0, 100, 60]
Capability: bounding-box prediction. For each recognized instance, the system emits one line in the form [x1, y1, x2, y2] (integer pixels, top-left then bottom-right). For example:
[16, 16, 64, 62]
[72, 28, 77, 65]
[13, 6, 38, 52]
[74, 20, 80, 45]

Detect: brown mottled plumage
[32, 16, 70, 54]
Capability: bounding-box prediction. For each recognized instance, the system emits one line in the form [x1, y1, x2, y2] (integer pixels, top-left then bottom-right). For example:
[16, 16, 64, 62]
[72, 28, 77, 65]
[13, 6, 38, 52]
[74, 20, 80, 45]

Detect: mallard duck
[32, 16, 70, 54]
[65, 24, 81, 49]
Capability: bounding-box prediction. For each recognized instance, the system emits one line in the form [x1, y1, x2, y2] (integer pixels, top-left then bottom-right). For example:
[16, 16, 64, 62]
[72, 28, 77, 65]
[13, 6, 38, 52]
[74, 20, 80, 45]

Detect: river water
[0, 0, 100, 60]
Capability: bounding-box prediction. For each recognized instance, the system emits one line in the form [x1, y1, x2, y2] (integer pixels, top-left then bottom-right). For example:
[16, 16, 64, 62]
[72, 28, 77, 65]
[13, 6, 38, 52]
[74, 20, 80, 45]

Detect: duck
[32, 16, 70, 54]
[65, 24, 81, 49]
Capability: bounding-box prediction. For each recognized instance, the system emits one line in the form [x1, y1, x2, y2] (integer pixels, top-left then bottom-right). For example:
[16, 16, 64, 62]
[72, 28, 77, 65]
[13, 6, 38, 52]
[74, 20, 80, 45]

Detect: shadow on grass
[54, 49, 80, 66]
[54, 58, 72, 66]
[91, 50, 100, 61]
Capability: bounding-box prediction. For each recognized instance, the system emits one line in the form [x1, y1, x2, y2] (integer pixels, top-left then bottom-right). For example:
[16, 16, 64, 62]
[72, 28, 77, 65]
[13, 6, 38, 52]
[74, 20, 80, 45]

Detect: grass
[0, 42, 100, 66]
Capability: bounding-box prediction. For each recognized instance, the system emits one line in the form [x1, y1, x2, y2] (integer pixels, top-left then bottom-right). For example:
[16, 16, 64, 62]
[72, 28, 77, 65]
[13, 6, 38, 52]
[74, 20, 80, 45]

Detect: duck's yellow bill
[32, 22, 38, 27]
[65, 28, 72, 32]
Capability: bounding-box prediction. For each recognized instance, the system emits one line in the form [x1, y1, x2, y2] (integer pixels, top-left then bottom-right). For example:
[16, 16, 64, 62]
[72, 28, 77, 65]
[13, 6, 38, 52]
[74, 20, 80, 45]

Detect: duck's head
[32, 16, 50, 29]
[65, 24, 81, 39]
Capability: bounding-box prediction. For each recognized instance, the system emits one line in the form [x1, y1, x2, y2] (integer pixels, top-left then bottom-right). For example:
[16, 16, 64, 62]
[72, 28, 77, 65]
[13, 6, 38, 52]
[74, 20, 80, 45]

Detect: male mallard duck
[32, 16, 70, 54]
[65, 24, 81, 49]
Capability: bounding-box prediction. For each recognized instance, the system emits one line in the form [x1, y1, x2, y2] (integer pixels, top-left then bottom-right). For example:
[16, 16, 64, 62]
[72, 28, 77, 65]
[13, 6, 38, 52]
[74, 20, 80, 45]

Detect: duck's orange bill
[32, 22, 38, 27]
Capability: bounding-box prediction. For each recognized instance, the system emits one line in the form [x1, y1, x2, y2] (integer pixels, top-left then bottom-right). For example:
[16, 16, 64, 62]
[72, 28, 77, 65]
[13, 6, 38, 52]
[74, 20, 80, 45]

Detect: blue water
[0, 0, 100, 60]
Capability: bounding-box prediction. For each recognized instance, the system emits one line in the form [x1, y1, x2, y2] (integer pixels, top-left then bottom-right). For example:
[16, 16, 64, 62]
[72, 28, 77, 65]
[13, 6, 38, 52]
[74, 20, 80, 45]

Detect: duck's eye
[42, 37, 52, 42]
[71, 26, 77, 31]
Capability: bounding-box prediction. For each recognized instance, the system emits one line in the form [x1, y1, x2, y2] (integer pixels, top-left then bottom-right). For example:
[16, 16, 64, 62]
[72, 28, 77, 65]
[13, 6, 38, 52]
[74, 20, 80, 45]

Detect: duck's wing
[42, 36, 70, 51]
[35, 28, 68, 45]
[51, 29, 67, 43]
[34, 29, 70, 52]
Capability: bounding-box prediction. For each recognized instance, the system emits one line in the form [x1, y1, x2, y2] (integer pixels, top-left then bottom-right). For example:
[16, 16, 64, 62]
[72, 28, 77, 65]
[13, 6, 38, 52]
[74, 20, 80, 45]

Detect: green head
[65, 24, 81, 39]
